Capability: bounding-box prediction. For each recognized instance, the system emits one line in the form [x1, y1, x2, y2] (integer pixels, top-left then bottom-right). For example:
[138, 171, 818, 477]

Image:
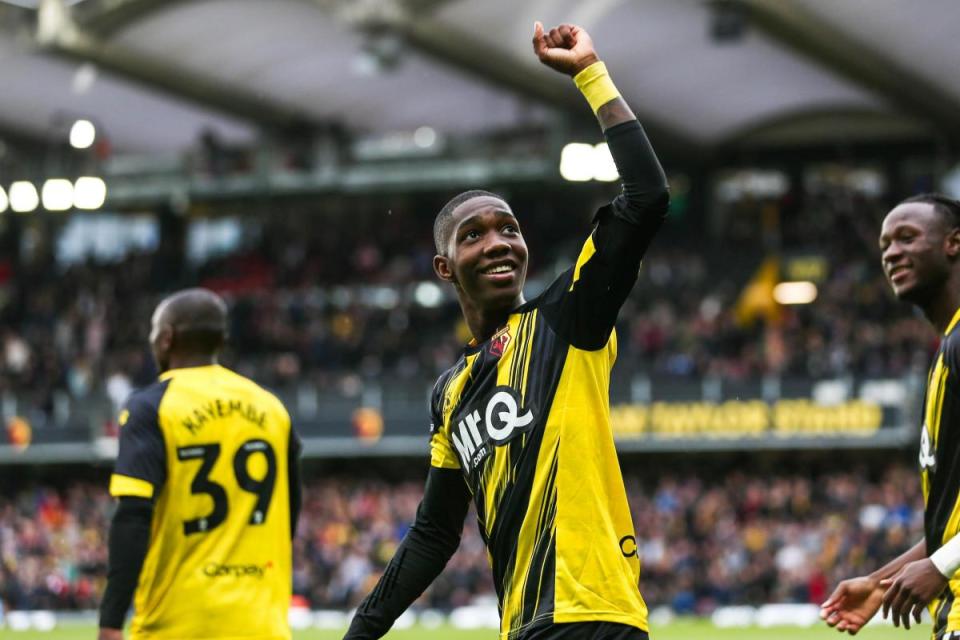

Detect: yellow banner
[611, 399, 883, 439]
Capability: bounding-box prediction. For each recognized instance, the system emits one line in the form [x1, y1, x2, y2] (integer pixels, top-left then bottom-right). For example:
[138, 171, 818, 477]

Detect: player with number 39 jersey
[99, 289, 301, 640]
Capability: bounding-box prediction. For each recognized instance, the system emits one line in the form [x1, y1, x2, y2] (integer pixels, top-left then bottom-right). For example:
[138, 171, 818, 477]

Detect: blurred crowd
[0, 185, 938, 434]
[0, 462, 923, 614]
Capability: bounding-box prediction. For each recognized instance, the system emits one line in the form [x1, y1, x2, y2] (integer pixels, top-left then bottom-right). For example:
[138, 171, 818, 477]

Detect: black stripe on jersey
[517, 449, 559, 632]
[935, 587, 953, 638]
[433, 357, 468, 431]
[926, 352, 960, 550]
[488, 318, 568, 616]
[510, 312, 532, 391]
[490, 414, 546, 609]
[475, 312, 537, 554]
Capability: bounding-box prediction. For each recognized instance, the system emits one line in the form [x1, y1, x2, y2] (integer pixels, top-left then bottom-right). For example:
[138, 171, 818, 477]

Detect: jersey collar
[158, 364, 223, 381]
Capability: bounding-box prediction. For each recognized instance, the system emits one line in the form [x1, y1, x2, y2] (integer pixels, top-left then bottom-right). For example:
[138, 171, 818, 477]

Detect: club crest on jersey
[451, 386, 534, 472]
[920, 423, 937, 472]
[489, 326, 511, 358]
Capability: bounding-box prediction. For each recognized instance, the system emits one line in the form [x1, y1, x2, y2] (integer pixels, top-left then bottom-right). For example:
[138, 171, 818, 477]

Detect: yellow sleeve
[430, 429, 461, 470]
[109, 474, 156, 499]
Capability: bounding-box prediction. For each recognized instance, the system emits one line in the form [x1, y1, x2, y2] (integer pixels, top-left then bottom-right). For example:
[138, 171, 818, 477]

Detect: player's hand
[97, 628, 123, 640]
[532, 22, 599, 77]
[820, 576, 884, 635]
[880, 559, 947, 629]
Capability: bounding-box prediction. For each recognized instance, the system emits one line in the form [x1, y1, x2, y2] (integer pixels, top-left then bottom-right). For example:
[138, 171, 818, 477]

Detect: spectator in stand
[0, 187, 937, 433]
[0, 463, 924, 616]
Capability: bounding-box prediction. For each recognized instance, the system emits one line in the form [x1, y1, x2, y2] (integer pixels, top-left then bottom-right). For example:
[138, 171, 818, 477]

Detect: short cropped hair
[901, 193, 960, 228]
[433, 189, 507, 255]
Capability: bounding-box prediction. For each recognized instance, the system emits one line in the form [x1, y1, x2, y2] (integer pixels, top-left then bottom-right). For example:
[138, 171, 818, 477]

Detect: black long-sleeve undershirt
[99, 497, 153, 629]
[343, 467, 471, 639]
[603, 119, 670, 226]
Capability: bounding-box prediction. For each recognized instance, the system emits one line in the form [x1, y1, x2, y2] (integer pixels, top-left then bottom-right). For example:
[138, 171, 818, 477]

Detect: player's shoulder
[512, 261, 579, 317]
[434, 354, 470, 392]
[943, 327, 960, 366]
[123, 378, 171, 412]
[118, 378, 171, 429]
[224, 367, 291, 421]
[430, 356, 469, 422]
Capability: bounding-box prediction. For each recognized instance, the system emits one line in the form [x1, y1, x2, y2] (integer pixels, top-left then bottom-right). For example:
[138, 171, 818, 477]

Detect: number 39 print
[176, 439, 278, 535]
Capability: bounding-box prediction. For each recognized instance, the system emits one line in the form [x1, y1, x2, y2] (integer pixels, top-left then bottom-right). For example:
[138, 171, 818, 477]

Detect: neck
[165, 354, 218, 372]
[460, 295, 524, 343]
[921, 275, 960, 334]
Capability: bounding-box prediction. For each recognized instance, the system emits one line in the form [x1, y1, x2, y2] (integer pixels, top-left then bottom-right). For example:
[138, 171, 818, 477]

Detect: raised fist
[532, 22, 599, 77]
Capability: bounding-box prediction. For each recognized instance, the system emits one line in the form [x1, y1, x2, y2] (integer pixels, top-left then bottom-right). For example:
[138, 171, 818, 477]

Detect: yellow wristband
[573, 61, 620, 114]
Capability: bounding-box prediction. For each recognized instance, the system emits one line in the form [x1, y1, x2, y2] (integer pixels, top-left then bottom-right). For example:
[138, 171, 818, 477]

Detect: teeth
[486, 265, 513, 274]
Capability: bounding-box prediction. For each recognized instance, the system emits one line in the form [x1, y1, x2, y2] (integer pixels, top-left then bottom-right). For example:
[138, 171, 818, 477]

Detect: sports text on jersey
[451, 387, 534, 473]
[202, 561, 272, 579]
[180, 397, 268, 434]
[920, 423, 937, 472]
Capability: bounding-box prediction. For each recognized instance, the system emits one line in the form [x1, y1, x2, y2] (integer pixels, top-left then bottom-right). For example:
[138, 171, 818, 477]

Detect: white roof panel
[797, 0, 960, 104]
[437, 0, 886, 142]
[111, 0, 551, 136]
[0, 33, 255, 152]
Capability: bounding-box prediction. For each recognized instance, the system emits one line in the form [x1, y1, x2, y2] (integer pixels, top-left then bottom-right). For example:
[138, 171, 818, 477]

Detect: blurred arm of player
[820, 539, 927, 634]
[342, 468, 470, 639]
[97, 497, 153, 640]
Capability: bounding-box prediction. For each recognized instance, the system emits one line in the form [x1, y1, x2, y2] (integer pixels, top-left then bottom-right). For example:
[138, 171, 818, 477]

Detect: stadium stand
[0, 460, 921, 615]
[0, 186, 936, 434]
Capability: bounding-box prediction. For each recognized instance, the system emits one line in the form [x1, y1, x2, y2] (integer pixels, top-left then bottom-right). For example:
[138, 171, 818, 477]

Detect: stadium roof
[0, 0, 957, 155]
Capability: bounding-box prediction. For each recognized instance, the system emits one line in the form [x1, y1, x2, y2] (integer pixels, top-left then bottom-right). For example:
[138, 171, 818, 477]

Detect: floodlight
[773, 281, 818, 305]
[74, 177, 107, 210]
[560, 143, 593, 182]
[42, 179, 74, 211]
[70, 119, 96, 149]
[593, 143, 619, 182]
[9, 181, 39, 213]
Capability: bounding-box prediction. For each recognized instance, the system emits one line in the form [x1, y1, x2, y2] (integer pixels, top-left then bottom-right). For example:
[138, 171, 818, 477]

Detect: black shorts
[521, 621, 649, 640]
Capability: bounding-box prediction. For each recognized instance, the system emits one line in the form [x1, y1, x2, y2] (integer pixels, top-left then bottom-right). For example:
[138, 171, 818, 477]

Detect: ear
[948, 228, 960, 259]
[433, 254, 456, 283]
[159, 325, 175, 352]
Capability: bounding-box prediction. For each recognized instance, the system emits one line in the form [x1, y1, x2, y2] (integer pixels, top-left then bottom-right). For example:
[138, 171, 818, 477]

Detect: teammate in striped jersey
[822, 194, 960, 638]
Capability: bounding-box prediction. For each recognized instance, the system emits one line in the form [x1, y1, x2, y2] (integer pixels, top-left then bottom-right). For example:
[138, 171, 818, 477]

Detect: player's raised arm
[532, 22, 669, 350]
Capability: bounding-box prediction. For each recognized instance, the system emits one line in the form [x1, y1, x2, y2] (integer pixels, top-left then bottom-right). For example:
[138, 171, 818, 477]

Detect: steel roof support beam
[324, 0, 699, 158]
[35, 0, 307, 130]
[722, 0, 960, 143]
[69, 0, 190, 37]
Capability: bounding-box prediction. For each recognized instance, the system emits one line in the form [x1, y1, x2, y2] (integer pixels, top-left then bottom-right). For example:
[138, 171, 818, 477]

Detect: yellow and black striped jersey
[110, 364, 299, 640]
[920, 308, 960, 638]
[428, 202, 662, 639]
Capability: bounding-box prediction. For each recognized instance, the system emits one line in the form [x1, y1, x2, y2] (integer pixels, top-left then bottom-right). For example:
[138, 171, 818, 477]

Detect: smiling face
[879, 202, 960, 305]
[433, 195, 529, 314]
